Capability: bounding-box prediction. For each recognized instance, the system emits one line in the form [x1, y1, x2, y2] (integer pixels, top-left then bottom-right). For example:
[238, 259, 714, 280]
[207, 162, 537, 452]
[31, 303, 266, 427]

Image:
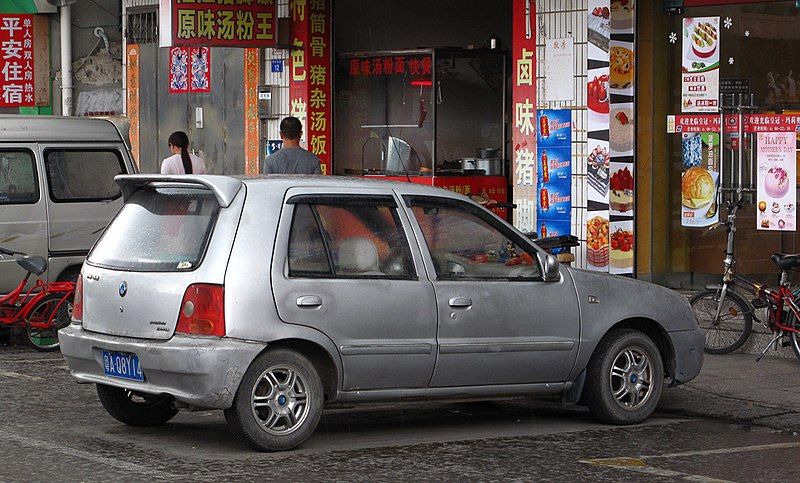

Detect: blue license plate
[102, 351, 144, 382]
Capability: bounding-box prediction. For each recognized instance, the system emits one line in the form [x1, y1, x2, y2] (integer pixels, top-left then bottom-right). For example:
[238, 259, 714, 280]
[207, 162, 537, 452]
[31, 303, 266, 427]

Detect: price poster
[681, 17, 720, 113]
[756, 132, 796, 231]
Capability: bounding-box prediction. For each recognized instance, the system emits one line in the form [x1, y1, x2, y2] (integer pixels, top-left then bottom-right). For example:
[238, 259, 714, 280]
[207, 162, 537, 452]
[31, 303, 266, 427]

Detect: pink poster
[756, 132, 796, 231]
[168, 47, 188, 94]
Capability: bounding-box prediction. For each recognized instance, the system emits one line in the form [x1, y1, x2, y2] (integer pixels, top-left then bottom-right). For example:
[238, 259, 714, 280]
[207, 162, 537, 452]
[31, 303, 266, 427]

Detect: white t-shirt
[160, 153, 207, 175]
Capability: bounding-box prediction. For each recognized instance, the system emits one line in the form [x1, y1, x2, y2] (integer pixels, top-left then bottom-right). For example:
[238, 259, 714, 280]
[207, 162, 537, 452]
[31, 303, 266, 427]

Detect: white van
[0, 116, 137, 293]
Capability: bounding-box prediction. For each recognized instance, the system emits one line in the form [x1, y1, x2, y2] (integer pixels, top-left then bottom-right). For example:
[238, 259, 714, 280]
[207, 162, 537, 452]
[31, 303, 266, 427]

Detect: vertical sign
[681, 17, 720, 113]
[511, 0, 537, 232]
[756, 132, 796, 231]
[189, 47, 211, 93]
[680, 132, 719, 227]
[586, 0, 611, 272]
[289, 0, 309, 150]
[243, 48, 260, 175]
[126, 44, 140, 169]
[536, 109, 572, 238]
[544, 37, 574, 102]
[168, 46, 188, 94]
[307, 0, 331, 175]
[0, 14, 34, 107]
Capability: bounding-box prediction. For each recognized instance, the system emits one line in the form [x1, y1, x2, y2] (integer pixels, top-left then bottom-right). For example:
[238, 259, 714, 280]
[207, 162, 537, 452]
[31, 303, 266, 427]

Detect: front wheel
[690, 289, 753, 354]
[25, 294, 73, 352]
[787, 310, 800, 361]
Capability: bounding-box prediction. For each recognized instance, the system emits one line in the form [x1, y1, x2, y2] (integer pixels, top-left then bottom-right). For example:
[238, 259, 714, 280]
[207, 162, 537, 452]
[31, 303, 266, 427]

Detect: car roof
[240, 174, 465, 197]
[0, 115, 125, 143]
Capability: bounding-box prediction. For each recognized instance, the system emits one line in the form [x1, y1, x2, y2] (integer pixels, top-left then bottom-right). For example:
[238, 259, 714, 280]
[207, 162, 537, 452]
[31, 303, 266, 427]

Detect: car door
[271, 187, 438, 391]
[402, 195, 581, 387]
[0, 145, 47, 294]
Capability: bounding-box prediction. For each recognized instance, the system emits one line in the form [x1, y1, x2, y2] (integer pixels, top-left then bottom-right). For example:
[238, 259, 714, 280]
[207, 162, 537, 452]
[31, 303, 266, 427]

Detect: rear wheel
[24, 294, 72, 352]
[224, 349, 323, 452]
[690, 289, 752, 354]
[787, 309, 800, 361]
[96, 384, 178, 427]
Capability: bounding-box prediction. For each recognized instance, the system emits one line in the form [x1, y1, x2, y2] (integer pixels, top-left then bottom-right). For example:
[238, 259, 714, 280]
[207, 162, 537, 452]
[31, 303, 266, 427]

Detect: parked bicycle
[689, 200, 800, 360]
[0, 247, 75, 351]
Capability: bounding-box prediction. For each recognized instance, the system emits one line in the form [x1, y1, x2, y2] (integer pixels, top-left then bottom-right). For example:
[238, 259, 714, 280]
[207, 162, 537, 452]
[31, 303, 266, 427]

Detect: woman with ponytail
[161, 131, 207, 175]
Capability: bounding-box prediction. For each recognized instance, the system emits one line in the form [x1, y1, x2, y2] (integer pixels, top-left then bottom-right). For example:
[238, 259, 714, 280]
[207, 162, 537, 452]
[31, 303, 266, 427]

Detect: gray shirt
[262, 146, 322, 174]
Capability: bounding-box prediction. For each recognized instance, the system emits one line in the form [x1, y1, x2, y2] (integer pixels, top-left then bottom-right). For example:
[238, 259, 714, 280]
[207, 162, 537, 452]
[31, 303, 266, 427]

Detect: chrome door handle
[448, 297, 472, 308]
[296, 295, 322, 308]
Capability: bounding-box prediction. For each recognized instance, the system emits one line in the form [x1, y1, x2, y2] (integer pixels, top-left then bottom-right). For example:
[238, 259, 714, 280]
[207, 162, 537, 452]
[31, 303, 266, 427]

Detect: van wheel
[224, 349, 323, 452]
[96, 384, 178, 427]
[584, 329, 664, 425]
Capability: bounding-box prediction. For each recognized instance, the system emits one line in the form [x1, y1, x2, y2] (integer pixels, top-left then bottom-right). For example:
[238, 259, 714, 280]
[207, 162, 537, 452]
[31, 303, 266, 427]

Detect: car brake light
[176, 284, 225, 337]
[72, 274, 83, 323]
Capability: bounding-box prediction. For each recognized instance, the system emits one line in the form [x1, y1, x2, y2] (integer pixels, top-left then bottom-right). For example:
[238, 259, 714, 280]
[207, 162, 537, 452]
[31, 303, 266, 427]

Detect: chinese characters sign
[0, 15, 34, 107]
[756, 132, 796, 231]
[160, 0, 276, 48]
[536, 109, 572, 239]
[681, 17, 720, 113]
[668, 114, 800, 133]
[347, 56, 432, 78]
[511, 0, 536, 232]
[544, 37, 574, 102]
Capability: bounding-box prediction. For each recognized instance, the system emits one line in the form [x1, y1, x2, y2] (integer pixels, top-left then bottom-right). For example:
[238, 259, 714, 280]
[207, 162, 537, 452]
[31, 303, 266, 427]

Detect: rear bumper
[59, 325, 264, 409]
[668, 327, 705, 386]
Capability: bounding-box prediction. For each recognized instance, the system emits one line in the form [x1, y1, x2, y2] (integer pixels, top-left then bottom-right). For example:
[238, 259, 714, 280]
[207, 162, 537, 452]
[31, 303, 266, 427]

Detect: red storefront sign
[159, 0, 276, 48]
[668, 114, 800, 133]
[290, 0, 331, 175]
[511, 0, 536, 203]
[379, 175, 508, 218]
[347, 56, 432, 78]
[0, 14, 34, 107]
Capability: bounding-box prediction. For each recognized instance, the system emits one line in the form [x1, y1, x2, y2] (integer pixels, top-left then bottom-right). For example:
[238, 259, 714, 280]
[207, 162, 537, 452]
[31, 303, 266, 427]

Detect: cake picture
[610, 166, 634, 213]
[681, 166, 715, 209]
[764, 166, 790, 198]
[610, 107, 634, 154]
[587, 216, 609, 268]
[610, 228, 634, 270]
[588, 145, 610, 197]
[588, 6, 610, 52]
[588, 74, 610, 115]
[610, 46, 634, 89]
[610, 0, 634, 31]
[690, 21, 718, 60]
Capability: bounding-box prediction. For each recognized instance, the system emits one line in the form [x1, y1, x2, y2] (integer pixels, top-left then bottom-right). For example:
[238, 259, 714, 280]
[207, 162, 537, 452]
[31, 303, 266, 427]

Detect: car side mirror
[542, 254, 560, 282]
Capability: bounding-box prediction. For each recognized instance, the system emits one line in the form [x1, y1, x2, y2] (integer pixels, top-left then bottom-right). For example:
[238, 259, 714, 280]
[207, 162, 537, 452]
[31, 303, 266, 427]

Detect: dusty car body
[60, 174, 704, 451]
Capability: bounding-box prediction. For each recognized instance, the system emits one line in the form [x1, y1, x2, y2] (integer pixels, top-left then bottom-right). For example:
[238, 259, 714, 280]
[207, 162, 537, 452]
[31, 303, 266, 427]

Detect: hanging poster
[545, 37, 574, 102]
[681, 132, 720, 227]
[756, 132, 796, 231]
[681, 17, 720, 113]
[536, 109, 572, 238]
[0, 14, 35, 107]
[168, 47, 188, 94]
[189, 47, 210, 93]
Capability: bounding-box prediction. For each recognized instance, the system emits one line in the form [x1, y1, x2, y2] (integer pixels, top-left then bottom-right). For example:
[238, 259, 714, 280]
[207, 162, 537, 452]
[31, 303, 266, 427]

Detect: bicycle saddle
[17, 255, 47, 276]
[771, 253, 800, 271]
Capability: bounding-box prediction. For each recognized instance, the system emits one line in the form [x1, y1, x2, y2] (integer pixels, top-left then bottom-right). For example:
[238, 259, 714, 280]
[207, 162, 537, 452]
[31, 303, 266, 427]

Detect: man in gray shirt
[262, 116, 322, 174]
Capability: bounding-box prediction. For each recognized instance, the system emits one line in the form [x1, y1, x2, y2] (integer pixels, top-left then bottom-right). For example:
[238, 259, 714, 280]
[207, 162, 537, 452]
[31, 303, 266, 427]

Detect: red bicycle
[0, 247, 75, 352]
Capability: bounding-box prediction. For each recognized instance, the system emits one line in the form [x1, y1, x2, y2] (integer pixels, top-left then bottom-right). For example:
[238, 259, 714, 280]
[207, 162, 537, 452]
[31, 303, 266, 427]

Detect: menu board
[681, 17, 720, 113]
[536, 109, 572, 238]
[681, 132, 720, 228]
[756, 132, 796, 231]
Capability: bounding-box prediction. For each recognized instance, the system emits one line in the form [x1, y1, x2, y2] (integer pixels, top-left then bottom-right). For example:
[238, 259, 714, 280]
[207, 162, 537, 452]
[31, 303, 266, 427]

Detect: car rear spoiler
[115, 174, 243, 208]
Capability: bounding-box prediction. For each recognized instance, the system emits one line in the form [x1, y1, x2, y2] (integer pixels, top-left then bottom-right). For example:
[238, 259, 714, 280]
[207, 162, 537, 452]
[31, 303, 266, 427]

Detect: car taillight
[72, 274, 83, 324]
[176, 284, 225, 337]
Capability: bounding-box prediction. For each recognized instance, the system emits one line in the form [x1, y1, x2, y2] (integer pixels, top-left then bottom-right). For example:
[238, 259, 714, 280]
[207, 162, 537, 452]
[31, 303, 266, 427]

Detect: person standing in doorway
[262, 116, 322, 174]
[161, 131, 207, 175]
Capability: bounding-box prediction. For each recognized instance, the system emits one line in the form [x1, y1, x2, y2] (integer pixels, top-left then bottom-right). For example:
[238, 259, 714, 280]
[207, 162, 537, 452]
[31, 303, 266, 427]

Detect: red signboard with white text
[668, 114, 800, 133]
[0, 14, 34, 107]
[511, 0, 536, 232]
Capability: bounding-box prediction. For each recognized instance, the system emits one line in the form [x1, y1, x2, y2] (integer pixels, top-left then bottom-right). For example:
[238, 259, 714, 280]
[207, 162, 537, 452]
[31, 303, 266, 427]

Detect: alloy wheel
[250, 365, 310, 436]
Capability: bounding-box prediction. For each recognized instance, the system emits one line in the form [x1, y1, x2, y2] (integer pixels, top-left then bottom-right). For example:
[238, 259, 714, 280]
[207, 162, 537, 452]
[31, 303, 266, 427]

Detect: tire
[224, 349, 323, 452]
[787, 309, 800, 361]
[25, 294, 73, 352]
[690, 289, 753, 354]
[584, 329, 664, 425]
[96, 384, 178, 427]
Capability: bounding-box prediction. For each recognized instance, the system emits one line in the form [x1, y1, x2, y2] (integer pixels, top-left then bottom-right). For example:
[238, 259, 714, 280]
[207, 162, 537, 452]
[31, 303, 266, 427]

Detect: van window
[0, 150, 38, 205]
[87, 186, 220, 272]
[44, 149, 125, 202]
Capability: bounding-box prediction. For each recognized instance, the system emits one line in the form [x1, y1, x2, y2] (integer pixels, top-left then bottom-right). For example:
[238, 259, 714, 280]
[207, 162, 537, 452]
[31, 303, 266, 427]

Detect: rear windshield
[88, 186, 220, 272]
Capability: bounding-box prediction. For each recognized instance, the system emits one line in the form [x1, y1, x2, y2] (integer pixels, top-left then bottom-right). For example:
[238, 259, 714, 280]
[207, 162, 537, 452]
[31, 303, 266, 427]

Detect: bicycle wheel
[25, 294, 73, 352]
[788, 308, 800, 361]
[690, 288, 753, 355]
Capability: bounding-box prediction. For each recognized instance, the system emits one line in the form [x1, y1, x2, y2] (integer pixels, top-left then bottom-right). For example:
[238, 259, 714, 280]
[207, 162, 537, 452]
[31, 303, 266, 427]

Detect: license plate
[102, 351, 144, 382]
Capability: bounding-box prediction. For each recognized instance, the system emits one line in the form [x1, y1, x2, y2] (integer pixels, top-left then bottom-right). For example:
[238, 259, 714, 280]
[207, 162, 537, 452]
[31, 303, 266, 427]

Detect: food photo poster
[756, 131, 796, 231]
[681, 132, 720, 228]
[681, 16, 720, 113]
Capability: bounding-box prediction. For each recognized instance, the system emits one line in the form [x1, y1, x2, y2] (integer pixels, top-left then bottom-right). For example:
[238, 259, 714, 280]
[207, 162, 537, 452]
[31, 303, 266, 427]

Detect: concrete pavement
[659, 353, 800, 433]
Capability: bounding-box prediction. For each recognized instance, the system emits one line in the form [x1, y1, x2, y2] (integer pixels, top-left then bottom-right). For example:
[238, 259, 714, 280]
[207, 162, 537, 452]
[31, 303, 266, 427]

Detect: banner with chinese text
[536, 109, 572, 239]
[0, 14, 34, 107]
[511, 0, 536, 233]
[756, 132, 796, 231]
[159, 0, 276, 48]
[681, 17, 720, 113]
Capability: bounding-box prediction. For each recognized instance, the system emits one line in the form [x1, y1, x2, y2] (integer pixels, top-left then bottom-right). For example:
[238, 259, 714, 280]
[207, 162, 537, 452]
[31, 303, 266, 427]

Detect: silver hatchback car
[60, 174, 704, 452]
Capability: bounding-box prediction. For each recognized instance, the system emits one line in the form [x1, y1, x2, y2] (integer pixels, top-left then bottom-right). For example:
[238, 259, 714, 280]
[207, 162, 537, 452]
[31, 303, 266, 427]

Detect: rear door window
[87, 186, 219, 272]
[44, 148, 125, 202]
[0, 149, 38, 205]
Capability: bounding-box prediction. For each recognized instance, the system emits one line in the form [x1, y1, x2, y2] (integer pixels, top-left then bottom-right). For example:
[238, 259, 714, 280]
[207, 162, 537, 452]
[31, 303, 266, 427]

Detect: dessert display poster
[536, 109, 572, 239]
[756, 132, 796, 231]
[681, 132, 720, 228]
[545, 37, 574, 102]
[681, 17, 720, 113]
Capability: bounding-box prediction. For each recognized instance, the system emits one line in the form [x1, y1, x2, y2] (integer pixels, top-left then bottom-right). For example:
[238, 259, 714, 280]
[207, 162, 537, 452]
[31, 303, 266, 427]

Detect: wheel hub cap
[609, 347, 653, 410]
[250, 365, 310, 436]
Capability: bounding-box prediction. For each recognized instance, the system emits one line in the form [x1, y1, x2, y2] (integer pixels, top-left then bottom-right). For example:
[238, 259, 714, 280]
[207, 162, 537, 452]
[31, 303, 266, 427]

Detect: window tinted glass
[88, 187, 219, 272]
[408, 199, 541, 280]
[45, 149, 124, 202]
[287, 199, 415, 279]
[0, 150, 38, 205]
